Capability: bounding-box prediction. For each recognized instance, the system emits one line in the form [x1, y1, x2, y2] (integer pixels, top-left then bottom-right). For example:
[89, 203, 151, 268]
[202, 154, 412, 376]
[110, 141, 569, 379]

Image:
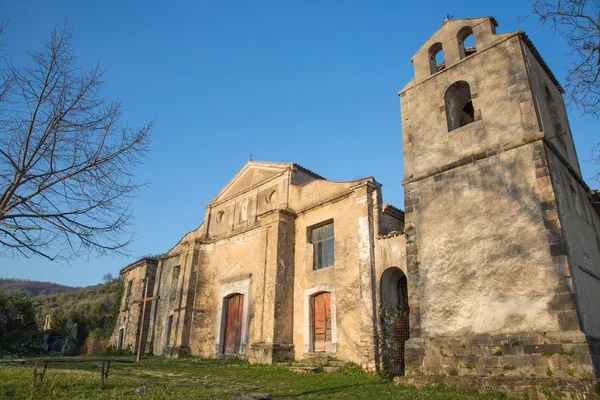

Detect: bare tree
[0, 23, 153, 261]
[528, 0, 600, 118]
[102, 273, 115, 283]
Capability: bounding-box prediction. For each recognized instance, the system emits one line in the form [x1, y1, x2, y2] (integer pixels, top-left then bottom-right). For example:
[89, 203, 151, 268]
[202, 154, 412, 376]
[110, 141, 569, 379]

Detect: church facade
[111, 161, 407, 370]
[111, 16, 600, 395]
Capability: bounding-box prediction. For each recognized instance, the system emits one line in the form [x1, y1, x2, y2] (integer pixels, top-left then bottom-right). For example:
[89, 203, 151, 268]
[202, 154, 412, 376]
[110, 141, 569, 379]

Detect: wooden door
[223, 294, 244, 355]
[312, 292, 332, 352]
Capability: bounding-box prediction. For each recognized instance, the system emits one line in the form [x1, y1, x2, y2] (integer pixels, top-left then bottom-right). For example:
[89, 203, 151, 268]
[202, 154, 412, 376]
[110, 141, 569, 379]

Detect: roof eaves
[293, 163, 326, 180]
[519, 31, 564, 94]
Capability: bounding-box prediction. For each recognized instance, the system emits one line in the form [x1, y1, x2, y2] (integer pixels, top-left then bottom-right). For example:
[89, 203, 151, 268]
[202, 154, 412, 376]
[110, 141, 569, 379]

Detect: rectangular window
[170, 266, 180, 305]
[310, 221, 334, 270]
[571, 185, 584, 218]
[583, 253, 592, 271]
[124, 280, 133, 306]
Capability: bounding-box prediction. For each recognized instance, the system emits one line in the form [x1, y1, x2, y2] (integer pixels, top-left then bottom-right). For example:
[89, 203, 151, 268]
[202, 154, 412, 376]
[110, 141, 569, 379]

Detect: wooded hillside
[0, 278, 76, 297]
[32, 280, 122, 334]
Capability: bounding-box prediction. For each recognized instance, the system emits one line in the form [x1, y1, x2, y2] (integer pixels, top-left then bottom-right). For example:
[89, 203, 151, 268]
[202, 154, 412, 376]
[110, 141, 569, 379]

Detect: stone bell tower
[398, 16, 599, 395]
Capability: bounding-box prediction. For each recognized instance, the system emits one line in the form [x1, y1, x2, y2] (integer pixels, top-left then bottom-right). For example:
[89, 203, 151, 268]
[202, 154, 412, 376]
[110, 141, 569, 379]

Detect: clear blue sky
[1, 1, 597, 287]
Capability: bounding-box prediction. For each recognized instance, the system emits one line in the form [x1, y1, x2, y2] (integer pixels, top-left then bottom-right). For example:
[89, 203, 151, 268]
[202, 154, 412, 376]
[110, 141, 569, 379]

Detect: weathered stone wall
[405, 145, 570, 336]
[402, 33, 540, 182]
[149, 248, 188, 356]
[291, 179, 380, 368]
[109, 259, 157, 353]
[189, 227, 266, 358]
[399, 16, 599, 393]
[524, 43, 581, 174]
[546, 144, 600, 341]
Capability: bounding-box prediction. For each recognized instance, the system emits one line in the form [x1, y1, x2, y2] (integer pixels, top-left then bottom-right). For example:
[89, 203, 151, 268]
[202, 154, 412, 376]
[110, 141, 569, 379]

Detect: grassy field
[0, 357, 507, 399]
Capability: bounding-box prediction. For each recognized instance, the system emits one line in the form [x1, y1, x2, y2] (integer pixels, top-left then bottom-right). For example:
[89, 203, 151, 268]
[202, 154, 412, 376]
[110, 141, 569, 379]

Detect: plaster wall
[292, 185, 377, 365]
[109, 260, 157, 352]
[406, 146, 565, 336]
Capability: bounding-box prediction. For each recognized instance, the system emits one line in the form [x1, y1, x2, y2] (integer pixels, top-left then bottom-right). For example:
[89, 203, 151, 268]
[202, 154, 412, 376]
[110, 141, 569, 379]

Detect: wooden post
[32, 361, 39, 387]
[39, 362, 48, 382]
[133, 277, 160, 362]
[99, 361, 105, 389]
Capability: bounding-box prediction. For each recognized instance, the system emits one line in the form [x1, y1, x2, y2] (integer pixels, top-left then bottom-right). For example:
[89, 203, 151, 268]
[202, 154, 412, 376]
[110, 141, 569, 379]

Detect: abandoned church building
[111, 17, 600, 394]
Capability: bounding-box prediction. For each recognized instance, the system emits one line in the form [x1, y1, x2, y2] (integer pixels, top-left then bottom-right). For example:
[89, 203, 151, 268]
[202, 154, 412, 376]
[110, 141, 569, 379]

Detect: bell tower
[398, 16, 599, 394]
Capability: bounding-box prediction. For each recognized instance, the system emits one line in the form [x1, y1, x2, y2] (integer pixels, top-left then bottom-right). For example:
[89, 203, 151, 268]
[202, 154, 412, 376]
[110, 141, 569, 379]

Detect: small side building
[109, 258, 158, 353]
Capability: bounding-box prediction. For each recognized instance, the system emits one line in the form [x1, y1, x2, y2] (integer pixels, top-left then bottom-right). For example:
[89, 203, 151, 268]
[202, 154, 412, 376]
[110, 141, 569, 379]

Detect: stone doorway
[223, 293, 244, 355]
[312, 292, 332, 352]
[165, 314, 173, 350]
[117, 327, 125, 350]
[380, 267, 410, 375]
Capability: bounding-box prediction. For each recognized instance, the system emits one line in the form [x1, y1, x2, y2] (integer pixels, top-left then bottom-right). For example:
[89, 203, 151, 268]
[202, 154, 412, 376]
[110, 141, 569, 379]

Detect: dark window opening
[124, 280, 133, 306]
[429, 43, 445, 74]
[310, 222, 334, 270]
[445, 81, 475, 131]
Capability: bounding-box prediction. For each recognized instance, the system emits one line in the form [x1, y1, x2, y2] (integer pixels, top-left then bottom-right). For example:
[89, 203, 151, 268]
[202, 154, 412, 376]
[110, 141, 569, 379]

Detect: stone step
[322, 366, 342, 373]
[327, 360, 347, 367]
[288, 366, 319, 373]
[289, 362, 314, 368]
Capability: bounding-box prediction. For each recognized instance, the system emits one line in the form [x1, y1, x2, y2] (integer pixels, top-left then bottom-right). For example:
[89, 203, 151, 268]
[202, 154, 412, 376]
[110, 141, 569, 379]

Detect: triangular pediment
[208, 161, 291, 205]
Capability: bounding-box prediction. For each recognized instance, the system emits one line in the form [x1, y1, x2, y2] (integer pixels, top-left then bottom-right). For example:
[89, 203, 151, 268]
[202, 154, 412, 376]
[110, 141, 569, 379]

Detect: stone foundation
[394, 375, 599, 399]
[402, 331, 599, 397]
[165, 345, 191, 358]
[247, 342, 294, 364]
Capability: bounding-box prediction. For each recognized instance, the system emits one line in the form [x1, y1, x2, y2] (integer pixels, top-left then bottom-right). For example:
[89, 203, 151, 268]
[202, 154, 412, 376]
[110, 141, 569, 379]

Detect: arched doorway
[380, 267, 410, 375]
[222, 293, 244, 355]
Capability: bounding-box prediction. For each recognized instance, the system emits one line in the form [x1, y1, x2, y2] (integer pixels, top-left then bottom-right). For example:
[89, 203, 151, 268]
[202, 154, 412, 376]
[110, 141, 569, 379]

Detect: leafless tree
[528, 0, 600, 118]
[0, 23, 153, 261]
[102, 273, 115, 283]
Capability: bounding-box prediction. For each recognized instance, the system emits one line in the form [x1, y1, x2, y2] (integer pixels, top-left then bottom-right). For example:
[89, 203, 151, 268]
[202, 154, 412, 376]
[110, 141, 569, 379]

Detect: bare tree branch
[527, 0, 600, 118]
[0, 23, 153, 261]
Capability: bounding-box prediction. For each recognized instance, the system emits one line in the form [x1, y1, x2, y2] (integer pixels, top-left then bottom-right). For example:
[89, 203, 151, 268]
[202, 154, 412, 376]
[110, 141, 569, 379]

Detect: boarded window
[312, 292, 332, 352]
[310, 222, 334, 270]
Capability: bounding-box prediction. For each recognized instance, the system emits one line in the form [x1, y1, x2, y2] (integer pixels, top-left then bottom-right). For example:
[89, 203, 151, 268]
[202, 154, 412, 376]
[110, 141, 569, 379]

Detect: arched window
[380, 267, 410, 375]
[458, 26, 476, 59]
[429, 42, 445, 74]
[445, 81, 475, 131]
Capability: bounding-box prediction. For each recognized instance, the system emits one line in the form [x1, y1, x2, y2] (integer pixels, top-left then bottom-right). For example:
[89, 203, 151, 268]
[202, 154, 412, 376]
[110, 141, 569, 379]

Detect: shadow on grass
[276, 382, 383, 398]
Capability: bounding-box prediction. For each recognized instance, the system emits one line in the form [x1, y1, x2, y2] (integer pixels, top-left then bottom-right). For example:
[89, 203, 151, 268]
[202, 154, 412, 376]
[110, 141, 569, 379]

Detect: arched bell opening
[445, 81, 475, 131]
[380, 267, 410, 375]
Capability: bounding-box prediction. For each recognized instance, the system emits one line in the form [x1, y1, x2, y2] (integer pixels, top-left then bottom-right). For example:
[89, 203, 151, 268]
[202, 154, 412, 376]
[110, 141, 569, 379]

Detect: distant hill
[32, 280, 121, 337]
[0, 278, 77, 297]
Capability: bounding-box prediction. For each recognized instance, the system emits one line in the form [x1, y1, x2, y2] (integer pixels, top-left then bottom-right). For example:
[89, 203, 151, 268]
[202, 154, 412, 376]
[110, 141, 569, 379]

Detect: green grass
[0, 356, 507, 399]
